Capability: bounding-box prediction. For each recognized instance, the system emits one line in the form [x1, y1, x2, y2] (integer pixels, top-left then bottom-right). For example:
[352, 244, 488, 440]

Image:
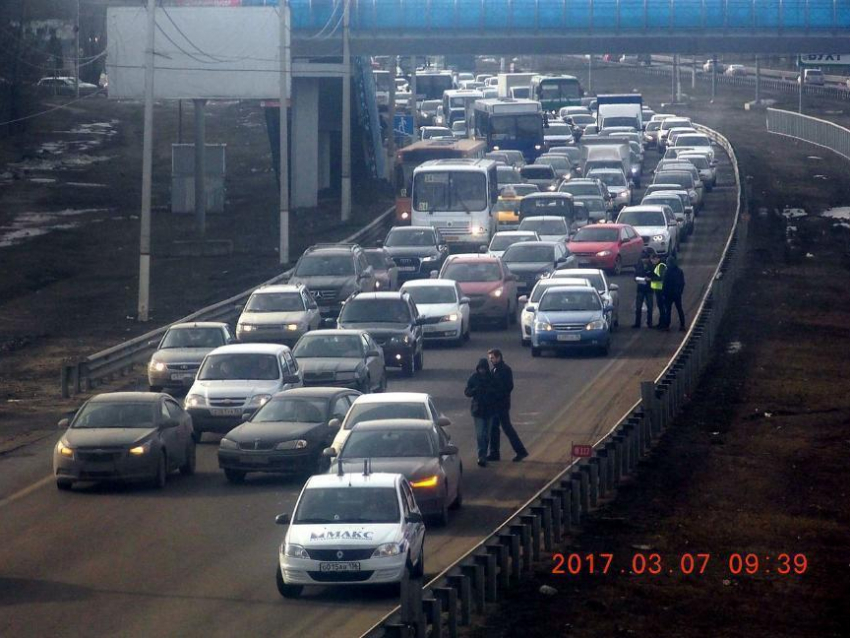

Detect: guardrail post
[623, 422, 638, 470]
[400, 572, 425, 634]
[611, 436, 624, 483]
[570, 474, 582, 526]
[422, 594, 443, 638]
[446, 574, 471, 626]
[604, 441, 617, 488]
[511, 522, 532, 575]
[537, 499, 555, 550]
[550, 488, 566, 539]
[474, 552, 498, 602]
[579, 463, 595, 511]
[576, 467, 590, 513]
[521, 513, 541, 563]
[80, 361, 92, 391]
[504, 529, 522, 580]
[382, 623, 412, 638]
[432, 587, 458, 638]
[487, 542, 510, 591]
[594, 451, 609, 497]
[641, 381, 659, 435]
[588, 458, 600, 506]
[460, 563, 485, 614]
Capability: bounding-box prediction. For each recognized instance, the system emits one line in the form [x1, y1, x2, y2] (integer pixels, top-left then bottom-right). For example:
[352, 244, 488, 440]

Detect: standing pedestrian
[663, 255, 686, 331]
[632, 249, 655, 328]
[464, 358, 496, 467]
[649, 252, 669, 330]
[487, 349, 529, 462]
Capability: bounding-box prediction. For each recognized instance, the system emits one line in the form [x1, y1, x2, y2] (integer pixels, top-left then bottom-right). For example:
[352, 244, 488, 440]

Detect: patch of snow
[813, 174, 829, 180]
[807, 155, 823, 160]
[820, 206, 850, 220]
[0, 208, 111, 248]
[782, 208, 807, 219]
[727, 341, 743, 354]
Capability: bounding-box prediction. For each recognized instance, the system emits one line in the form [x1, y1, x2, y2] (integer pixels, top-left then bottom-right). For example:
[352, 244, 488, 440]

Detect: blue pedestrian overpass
[258, 0, 850, 55]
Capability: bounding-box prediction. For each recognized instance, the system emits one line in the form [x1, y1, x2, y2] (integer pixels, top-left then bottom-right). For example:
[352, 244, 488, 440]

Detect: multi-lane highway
[0, 145, 737, 638]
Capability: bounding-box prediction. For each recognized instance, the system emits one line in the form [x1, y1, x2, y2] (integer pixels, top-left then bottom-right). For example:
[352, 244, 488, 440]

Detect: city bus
[411, 159, 499, 249]
[414, 70, 455, 102]
[530, 75, 583, 112]
[395, 138, 487, 224]
[442, 89, 484, 127]
[473, 98, 544, 161]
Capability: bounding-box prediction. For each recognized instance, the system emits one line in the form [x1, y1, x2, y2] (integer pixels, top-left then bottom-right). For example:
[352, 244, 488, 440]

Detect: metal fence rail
[360, 122, 748, 638]
[60, 207, 395, 398]
[766, 107, 850, 161]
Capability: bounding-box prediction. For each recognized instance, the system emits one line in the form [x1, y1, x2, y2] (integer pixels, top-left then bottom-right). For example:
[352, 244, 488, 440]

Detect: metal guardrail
[360, 123, 748, 638]
[60, 207, 396, 398]
[766, 107, 850, 161]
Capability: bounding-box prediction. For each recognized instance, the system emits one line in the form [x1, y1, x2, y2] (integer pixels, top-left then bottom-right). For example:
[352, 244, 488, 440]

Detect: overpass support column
[292, 77, 319, 208]
[318, 130, 330, 191]
[387, 55, 397, 182]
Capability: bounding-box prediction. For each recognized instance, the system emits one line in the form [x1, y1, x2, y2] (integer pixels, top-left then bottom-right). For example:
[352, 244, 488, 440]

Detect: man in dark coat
[662, 255, 686, 331]
[487, 349, 528, 462]
[632, 249, 655, 328]
[464, 358, 496, 467]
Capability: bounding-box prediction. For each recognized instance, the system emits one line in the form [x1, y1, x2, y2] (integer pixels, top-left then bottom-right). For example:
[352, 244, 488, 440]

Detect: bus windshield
[539, 80, 581, 100]
[413, 171, 487, 213]
[490, 114, 542, 140]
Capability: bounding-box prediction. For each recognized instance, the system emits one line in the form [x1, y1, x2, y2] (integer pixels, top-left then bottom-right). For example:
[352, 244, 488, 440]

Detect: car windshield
[294, 487, 400, 524]
[644, 197, 683, 213]
[245, 292, 304, 312]
[497, 167, 522, 184]
[577, 198, 606, 213]
[295, 254, 354, 277]
[160, 327, 225, 349]
[571, 114, 595, 124]
[503, 244, 554, 263]
[544, 123, 572, 136]
[590, 172, 626, 187]
[489, 234, 533, 251]
[495, 198, 521, 213]
[540, 290, 601, 312]
[341, 428, 436, 459]
[562, 183, 600, 197]
[519, 219, 567, 235]
[413, 171, 487, 212]
[520, 198, 572, 218]
[420, 101, 440, 114]
[646, 121, 661, 132]
[572, 272, 604, 292]
[385, 228, 436, 247]
[252, 398, 327, 423]
[572, 227, 619, 242]
[364, 251, 387, 269]
[345, 402, 429, 430]
[293, 335, 363, 358]
[72, 402, 157, 429]
[404, 286, 456, 305]
[602, 116, 638, 128]
[198, 353, 280, 380]
[442, 261, 502, 282]
[521, 166, 555, 179]
[618, 210, 666, 227]
[339, 299, 410, 324]
[655, 172, 693, 188]
[681, 155, 709, 169]
[678, 135, 710, 147]
[511, 184, 539, 196]
[662, 119, 691, 130]
[536, 157, 568, 170]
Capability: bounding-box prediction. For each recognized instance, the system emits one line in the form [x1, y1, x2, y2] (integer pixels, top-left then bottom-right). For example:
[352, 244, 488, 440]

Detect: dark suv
[336, 292, 427, 377]
[380, 226, 449, 282]
[288, 244, 376, 318]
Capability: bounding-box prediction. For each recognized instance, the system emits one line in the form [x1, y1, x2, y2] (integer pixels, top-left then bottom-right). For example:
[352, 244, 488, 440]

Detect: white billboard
[106, 6, 285, 100]
[798, 53, 850, 67]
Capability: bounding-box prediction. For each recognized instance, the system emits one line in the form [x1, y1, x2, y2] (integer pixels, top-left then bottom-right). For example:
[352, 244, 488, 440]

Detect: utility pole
[138, 0, 156, 321]
[755, 55, 761, 103]
[279, 0, 291, 264]
[711, 54, 717, 99]
[194, 99, 207, 238]
[387, 56, 396, 182]
[799, 74, 804, 113]
[75, 0, 80, 97]
[340, 0, 352, 222]
[671, 54, 677, 103]
[410, 57, 418, 135]
[587, 54, 593, 94]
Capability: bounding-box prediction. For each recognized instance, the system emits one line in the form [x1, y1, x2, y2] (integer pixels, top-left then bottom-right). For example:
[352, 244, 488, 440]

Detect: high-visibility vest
[651, 262, 667, 290]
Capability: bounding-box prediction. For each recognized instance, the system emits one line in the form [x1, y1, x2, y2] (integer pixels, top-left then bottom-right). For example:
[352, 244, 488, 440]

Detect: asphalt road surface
[0, 147, 737, 638]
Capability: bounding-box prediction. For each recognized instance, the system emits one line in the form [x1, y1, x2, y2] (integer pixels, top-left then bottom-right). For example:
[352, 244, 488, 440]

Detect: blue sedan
[530, 286, 612, 357]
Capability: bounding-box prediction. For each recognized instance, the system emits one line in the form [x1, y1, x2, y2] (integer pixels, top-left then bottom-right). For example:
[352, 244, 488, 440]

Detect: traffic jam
[53, 68, 722, 599]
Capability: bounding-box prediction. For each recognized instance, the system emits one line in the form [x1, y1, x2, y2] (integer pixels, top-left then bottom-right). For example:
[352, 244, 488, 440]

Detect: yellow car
[496, 184, 539, 229]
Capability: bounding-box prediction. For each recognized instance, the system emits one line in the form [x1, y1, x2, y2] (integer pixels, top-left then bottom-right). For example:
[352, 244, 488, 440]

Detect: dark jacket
[491, 361, 514, 412]
[663, 257, 685, 297]
[634, 259, 653, 292]
[464, 370, 497, 418]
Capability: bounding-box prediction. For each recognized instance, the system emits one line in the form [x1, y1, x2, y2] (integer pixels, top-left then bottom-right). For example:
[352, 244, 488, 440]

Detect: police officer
[632, 248, 656, 328]
[649, 252, 669, 330]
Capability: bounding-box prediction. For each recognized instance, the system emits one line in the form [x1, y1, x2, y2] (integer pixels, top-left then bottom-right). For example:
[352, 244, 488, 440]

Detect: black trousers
[665, 293, 686, 327]
[655, 290, 669, 328]
[635, 289, 654, 326]
[489, 408, 527, 457]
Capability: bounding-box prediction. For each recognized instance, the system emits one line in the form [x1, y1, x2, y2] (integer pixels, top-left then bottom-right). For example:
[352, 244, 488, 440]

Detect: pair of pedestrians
[464, 349, 528, 467]
[633, 249, 687, 331]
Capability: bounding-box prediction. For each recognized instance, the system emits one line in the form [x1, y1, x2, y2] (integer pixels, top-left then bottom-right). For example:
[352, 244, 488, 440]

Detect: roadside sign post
[137, 0, 156, 322]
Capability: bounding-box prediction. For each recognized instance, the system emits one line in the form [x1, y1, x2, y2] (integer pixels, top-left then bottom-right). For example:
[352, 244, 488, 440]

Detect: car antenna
[363, 459, 369, 476]
[337, 457, 345, 477]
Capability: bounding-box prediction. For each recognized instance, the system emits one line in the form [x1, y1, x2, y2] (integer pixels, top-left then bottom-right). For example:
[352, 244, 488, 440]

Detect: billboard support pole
[387, 56, 397, 181]
[341, 0, 352, 222]
[194, 99, 207, 238]
[279, 0, 291, 264]
[137, 0, 156, 322]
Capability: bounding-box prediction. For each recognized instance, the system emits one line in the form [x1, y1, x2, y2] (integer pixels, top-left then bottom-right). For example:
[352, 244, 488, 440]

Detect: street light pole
[279, 0, 291, 264]
[75, 0, 80, 98]
[341, 0, 352, 222]
[138, 0, 156, 321]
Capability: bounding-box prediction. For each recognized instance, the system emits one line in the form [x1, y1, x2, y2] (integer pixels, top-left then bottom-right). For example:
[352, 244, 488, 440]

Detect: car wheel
[225, 469, 246, 484]
[149, 385, 163, 393]
[359, 376, 371, 394]
[276, 566, 303, 599]
[521, 338, 529, 347]
[610, 256, 622, 276]
[463, 322, 471, 341]
[378, 374, 388, 392]
[411, 543, 425, 578]
[56, 479, 73, 491]
[599, 341, 611, 356]
[414, 347, 424, 372]
[152, 452, 167, 489]
[531, 346, 541, 357]
[192, 428, 203, 444]
[614, 311, 620, 329]
[449, 472, 463, 510]
[509, 303, 517, 325]
[179, 441, 196, 476]
[498, 310, 510, 330]
[431, 492, 450, 528]
[402, 352, 415, 377]
[316, 452, 332, 474]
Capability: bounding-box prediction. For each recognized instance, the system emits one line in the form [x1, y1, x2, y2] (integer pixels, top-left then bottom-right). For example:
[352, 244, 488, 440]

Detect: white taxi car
[274, 471, 426, 598]
[400, 279, 470, 345]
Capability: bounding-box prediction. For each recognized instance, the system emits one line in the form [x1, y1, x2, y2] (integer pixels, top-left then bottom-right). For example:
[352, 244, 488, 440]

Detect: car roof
[168, 321, 229, 330]
[207, 343, 291, 355]
[87, 392, 162, 404]
[621, 205, 669, 214]
[251, 284, 302, 294]
[523, 192, 573, 200]
[351, 392, 429, 404]
[305, 472, 401, 489]
[540, 285, 598, 295]
[273, 387, 356, 399]
[400, 279, 456, 288]
[349, 418, 435, 432]
[506, 240, 560, 248]
[520, 215, 568, 222]
[350, 292, 408, 301]
[388, 225, 435, 233]
[445, 253, 500, 263]
[299, 329, 367, 337]
[575, 223, 627, 231]
[493, 230, 538, 236]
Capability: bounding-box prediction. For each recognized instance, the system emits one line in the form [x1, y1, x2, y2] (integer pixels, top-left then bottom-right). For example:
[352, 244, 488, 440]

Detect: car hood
[287, 523, 402, 547]
[150, 348, 212, 364]
[537, 234, 567, 243]
[299, 358, 362, 374]
[384, 246, 440, 259]
[289, 275, 354, 287]
[458, 281, 503, 295]
[539, 310, 603, 324]
[337, 322, 409, 335]
[226, 420, 326, 442]
[629, 224, 668, 236]
[413, 302, 458, 319]
[64, 427, 157, 448]
[189, 379, 282, 398]
[504, 261, 551, 274]
[336, 457, 441, 482]
[608, 185, 629, 194]
[567, 240, 617, 253]
[239, 311, 307, 325]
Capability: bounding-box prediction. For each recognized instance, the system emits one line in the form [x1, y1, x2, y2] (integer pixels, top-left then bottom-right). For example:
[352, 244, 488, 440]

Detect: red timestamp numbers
[551, 553, 808, 576]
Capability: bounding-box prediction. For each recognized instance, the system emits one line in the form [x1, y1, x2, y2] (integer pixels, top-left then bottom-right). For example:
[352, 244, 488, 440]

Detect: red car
[438, 254, 518, 328]
[567, 223, 644, 275]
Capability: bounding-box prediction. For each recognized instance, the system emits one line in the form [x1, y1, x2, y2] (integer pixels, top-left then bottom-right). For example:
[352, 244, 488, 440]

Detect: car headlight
[375, 280, 382, 289]
[548, 185, 557, 191]
[129, 441, 151, 456]
[390, 335, 411, 345]
[534, 320, 553, 332]
[631, 166, 639, 175]
[470, 226, 486, 236]
[534, 144, 542, 150]
[440, 313, 459, 322]
[492, 145, 500, 150]
[149, 360, 166, 372]
[585, 319, 607, 330]
[247, 394, 272, 407]
[596, 250, 613, 257]
[421, 255, 439, 262]
[185, 394, 206, 408]
[652, 234, 667, 243]
[490, 287, 503, 298]
[401, 211, 410, 220]
[219, 437, 238, 450]
[275, 439, 308, 450]
[239, 323, 254, 332]
[286, 323, 300, 331]
[284, 543, 310, 559]
[372, 542, 405, 558]
[411, 475, 439, 488]
[57, 440, 74, 459]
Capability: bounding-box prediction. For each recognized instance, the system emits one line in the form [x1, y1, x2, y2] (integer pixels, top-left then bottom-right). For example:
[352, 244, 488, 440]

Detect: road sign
[571, 444, 593, 458]
[394, 114, 414, 137]
[798, 54, 850, 66]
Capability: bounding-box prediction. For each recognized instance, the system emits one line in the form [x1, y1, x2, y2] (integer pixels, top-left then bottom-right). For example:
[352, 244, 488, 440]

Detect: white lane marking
[0, 475, 53, 510]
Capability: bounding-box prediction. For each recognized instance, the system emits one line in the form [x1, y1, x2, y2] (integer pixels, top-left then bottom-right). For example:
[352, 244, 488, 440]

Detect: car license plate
[213, 408, 242, 417]
[170, 372, 195, 381]
[319, 562, 360, 572]
[443, 235, 459, 242]
[557, 333, 581, 342]
[239, 455, 269, 465]
[398, 266, 417, 272]
[578, 260, 592, 266]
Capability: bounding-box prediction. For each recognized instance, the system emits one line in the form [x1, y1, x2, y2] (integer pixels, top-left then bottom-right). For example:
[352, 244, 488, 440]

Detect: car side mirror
[405, 512, 424, 524]
[322, 447, 337, 458]
[376, 239, 383, 247]
[275, 513, 291, 525]
[609, 283, 619, 291]
[518, 295, 529, 304]
[429, 271, 439, 279]
[479, 245, 488, 254]
[604, 304, 614, 312]
[460, 296, 470, 305]
[282, 374, 301, 385]
[321, 317, 338, 328]
[162, 418, 180, 429]
[241, 410, 255, 421]
[234, 303, 244, 312]
[505, 274, 518, 282]
[366, 349, 381, 357]
[437, 415, 451, 427]
[441, 444, 459, 455]
[58, 417, 70, 429]
[328, 418, 341, 429]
